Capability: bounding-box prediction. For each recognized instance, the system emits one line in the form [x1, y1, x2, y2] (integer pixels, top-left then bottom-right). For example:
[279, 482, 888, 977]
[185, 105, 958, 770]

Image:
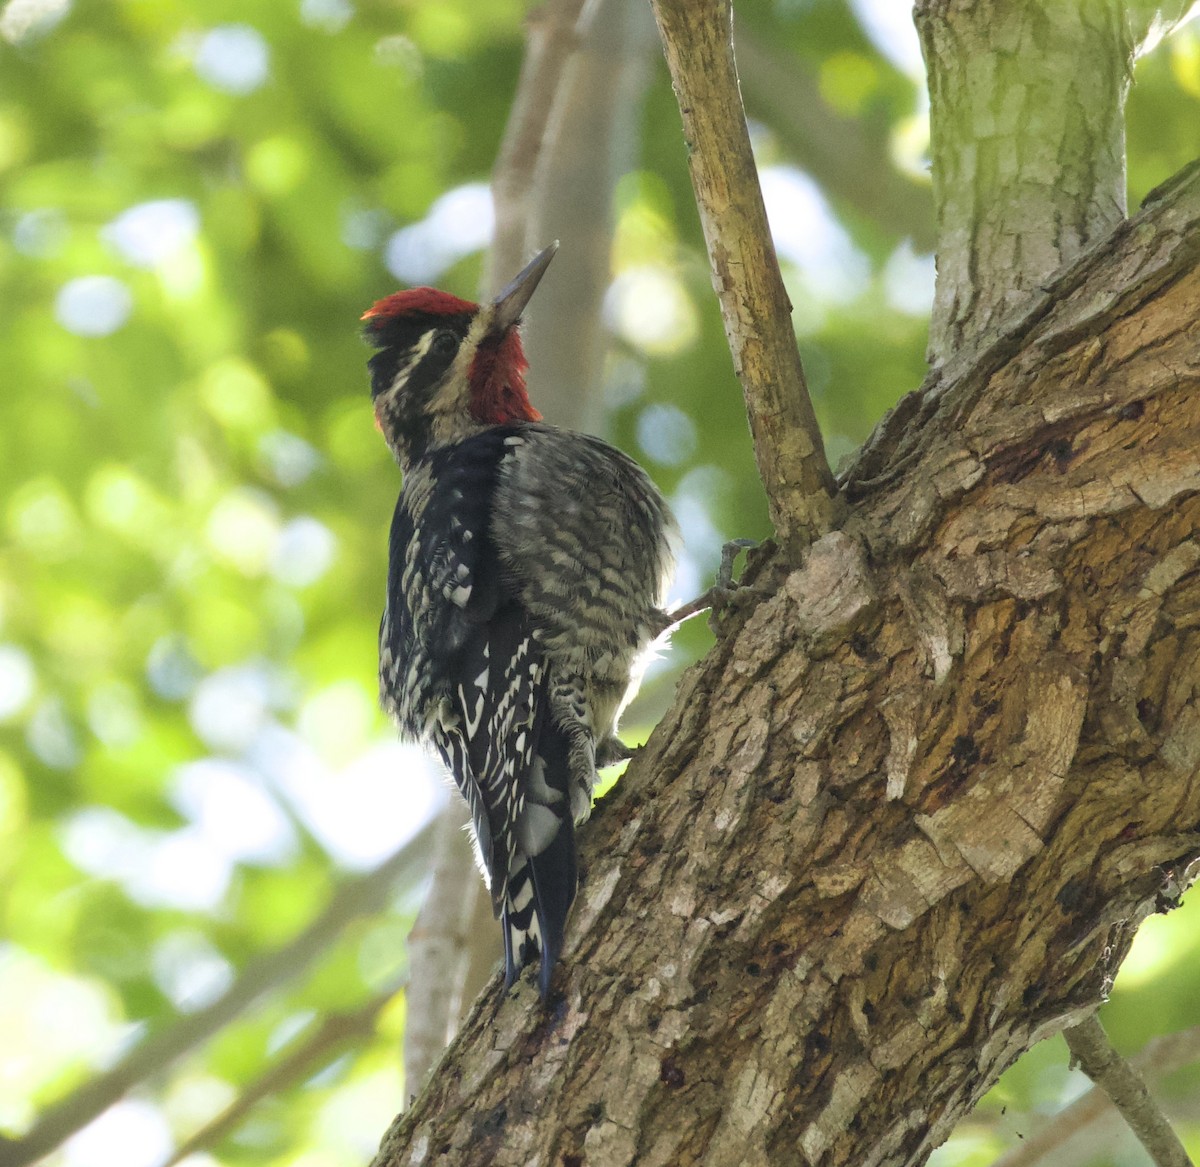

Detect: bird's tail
[500, 722, 579, 995]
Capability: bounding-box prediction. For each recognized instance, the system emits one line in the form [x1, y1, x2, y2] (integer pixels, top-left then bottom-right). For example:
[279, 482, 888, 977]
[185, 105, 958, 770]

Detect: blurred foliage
[1, 1, 1198, 1165]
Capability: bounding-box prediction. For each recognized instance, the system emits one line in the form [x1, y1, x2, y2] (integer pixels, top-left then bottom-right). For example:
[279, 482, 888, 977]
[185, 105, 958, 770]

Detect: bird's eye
[432, 330, 459, 358]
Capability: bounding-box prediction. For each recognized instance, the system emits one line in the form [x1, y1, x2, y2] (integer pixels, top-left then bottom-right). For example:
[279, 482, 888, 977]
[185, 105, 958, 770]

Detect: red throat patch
[469, 330, 542, 425]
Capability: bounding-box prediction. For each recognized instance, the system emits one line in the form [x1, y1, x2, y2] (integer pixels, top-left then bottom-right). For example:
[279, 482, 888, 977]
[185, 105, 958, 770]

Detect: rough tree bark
[372, 1, 1200, 1164]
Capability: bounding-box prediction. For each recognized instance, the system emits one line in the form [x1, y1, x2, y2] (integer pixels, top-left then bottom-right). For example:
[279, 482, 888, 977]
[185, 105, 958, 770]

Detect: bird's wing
[488, 426, 677, 662]
[388, 434, 575, 906]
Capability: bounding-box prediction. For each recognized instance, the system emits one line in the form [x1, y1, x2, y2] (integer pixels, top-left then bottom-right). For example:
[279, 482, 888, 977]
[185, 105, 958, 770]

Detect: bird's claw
[665, 538, 759, 631]
[596, 735, 635, 768]
[717, 538, 758, 593]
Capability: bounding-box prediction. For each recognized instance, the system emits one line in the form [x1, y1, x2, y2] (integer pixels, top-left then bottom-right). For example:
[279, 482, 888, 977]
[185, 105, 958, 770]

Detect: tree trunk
[918, 0, 1197, 367]
[371, 158, 1200, 1167]
[918, 0, 1133, 367]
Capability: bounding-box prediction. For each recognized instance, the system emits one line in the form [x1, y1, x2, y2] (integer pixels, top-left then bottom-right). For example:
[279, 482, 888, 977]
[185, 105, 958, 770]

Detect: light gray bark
[917, 0, 1132, 368]
[402, 804, 483, 1096]
[917, 0, 1198, 368]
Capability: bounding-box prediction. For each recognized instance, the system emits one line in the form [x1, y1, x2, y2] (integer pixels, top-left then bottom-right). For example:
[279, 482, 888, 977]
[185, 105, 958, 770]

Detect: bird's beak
[491, 241, 558, 332]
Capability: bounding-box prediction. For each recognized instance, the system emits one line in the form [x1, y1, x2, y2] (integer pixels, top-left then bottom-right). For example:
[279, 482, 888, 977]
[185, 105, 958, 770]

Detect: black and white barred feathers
[363, 244, 676, 993]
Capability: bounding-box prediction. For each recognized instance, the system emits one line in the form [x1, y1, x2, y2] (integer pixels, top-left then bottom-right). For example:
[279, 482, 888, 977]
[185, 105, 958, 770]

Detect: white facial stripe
[387, 328, 437, 397]
[429, 309, 491, 414]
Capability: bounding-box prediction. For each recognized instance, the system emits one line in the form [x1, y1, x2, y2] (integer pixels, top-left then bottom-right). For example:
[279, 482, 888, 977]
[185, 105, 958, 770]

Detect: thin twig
[0, 822, 437, 1167]
[648, 0, 838, 546]
[1060, 1015, 1193, 1167]
[159, 977, 408, 1167]
[993, 1024, 1200, 1167]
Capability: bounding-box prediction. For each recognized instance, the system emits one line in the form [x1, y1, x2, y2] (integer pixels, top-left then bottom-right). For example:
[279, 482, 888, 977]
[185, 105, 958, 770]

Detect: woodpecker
[363, 242, 676, 994]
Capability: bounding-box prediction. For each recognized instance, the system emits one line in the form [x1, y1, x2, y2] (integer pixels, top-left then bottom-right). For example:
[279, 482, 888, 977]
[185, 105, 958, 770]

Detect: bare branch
[916, 1, 1199, 368]
[648, 0, 838, 546]
[1061, 1015, 1194, 1167]
[993, 1024, 1200, 1167]
[0, 823, 436, 1167]
[524, 0, 658, 431]
[844, 159, 1200, 503]
[159, 978, 408, 1167]
[403, 805, 485, 1095]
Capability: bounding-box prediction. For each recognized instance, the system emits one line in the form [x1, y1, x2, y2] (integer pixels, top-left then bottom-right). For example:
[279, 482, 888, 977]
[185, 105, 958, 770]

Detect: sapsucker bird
[362, 242, 677, 994]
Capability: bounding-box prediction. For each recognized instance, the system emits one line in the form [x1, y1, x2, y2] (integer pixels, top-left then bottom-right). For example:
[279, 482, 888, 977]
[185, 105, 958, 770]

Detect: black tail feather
[501, 815, 577, 994]
[500, 720, 579, 995]
[529, 811, 577, 993]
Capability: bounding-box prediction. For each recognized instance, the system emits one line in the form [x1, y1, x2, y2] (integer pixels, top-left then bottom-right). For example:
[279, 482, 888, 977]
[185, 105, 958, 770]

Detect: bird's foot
[664, 538, 758, 631]
[596, 735, 635, 768]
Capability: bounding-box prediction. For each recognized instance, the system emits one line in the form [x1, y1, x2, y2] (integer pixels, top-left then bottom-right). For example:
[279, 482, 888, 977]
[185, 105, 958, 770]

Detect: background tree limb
[401, 806, 484, 1096]
[160, 977, 408, 1167]
[0, 823, 436, 1167]
[483, 0, 593, 298]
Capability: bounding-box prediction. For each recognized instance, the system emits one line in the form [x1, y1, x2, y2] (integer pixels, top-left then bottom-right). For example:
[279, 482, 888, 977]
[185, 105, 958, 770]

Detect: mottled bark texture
[916, 0, 1199, 369]
[371, 163, 1200, 1167]
[917, 0, 1133, 368]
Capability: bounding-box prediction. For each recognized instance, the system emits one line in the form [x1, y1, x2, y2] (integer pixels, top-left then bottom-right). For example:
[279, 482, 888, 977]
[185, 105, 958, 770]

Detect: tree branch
[843, 159, 1200, 513]
[993, 1024, 1200, 1167]
[0, 822, 436, 1167]
[1061, 1016, 1194, 1167]
[524, 0, 657, 432]
[1125, 2, 1199, 51]
[648, 0, 837, 547]
[483, 0, 595, 297]
[159, 978, 408, 1167]
[402, 805, 484, 1096]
